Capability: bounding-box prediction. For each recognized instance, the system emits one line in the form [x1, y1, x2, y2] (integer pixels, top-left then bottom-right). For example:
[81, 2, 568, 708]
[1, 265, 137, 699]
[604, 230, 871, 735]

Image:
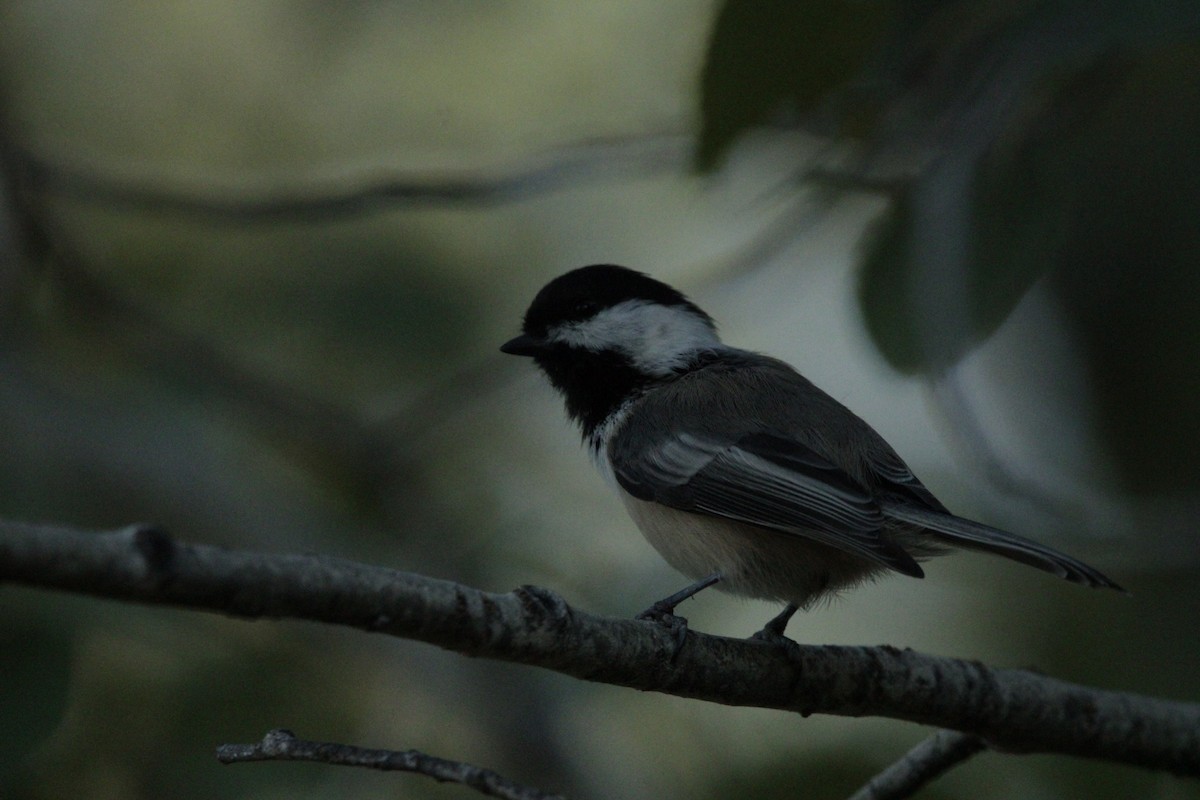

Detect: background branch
[848, 730, 987, 800]
[1, 517, 1197, 777]
[217, 729, 564, 800]
[4, 135, 690, 221]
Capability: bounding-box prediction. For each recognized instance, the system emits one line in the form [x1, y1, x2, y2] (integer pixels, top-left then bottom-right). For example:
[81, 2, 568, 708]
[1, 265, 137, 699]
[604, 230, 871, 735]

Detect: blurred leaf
[859, 41, 1200, 381]
[856, 113, 1074, 374]
[858, 192, 924, 373]
[1044, 44, 1200, 493]
[697, 0, 892, 171]
[859, 39, 1200, 493]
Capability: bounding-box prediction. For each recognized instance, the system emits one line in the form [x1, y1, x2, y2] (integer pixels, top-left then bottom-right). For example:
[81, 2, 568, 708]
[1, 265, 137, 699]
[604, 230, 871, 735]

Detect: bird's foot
[635, 573, 723, 662]
[750, 603, 800, 651]
[636, 602, 690, 661]
[750, 626, 797, 651]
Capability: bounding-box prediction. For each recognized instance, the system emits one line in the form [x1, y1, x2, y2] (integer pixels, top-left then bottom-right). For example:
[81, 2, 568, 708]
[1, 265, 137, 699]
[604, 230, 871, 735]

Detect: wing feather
[614, 431, 924, 577]
[882, 503, 1123, 590]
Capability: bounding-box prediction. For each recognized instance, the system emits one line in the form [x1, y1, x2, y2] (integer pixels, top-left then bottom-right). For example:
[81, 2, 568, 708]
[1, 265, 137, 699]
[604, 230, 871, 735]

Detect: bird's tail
[882, 503, 1124, 591]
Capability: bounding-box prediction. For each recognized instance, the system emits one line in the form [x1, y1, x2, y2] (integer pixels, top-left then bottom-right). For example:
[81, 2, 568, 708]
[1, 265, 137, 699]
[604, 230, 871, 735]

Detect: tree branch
[4, 134, 690, 222]
[217, 729, 564, 800]
[2, 518, 1198, 776]
[848, 730, 987, 800]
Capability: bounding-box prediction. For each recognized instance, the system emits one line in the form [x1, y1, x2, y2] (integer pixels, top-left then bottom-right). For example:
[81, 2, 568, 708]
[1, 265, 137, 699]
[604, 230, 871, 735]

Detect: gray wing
[613, 429, 924, 578]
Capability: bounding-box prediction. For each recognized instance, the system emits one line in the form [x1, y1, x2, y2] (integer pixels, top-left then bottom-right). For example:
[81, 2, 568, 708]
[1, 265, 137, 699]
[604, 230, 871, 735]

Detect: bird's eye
[572, 300, 598, 317]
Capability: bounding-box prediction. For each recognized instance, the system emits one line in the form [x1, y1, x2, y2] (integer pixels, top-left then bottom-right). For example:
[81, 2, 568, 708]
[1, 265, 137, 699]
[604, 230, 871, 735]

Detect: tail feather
[883, 503, 1124, 592]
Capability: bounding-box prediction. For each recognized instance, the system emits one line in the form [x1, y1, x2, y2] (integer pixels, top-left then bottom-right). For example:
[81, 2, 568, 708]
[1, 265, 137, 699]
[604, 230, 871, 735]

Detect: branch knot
[514, 585, 573, 633]
[127, 524, 176, 583]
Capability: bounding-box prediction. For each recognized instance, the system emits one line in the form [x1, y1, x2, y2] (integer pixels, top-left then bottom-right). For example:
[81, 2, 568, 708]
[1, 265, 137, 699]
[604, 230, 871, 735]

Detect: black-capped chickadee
[501, 264, 1122, 638]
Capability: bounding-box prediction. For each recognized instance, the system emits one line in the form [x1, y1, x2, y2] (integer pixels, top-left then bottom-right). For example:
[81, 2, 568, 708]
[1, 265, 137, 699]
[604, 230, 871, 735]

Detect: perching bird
[501, 264, 1122, 638]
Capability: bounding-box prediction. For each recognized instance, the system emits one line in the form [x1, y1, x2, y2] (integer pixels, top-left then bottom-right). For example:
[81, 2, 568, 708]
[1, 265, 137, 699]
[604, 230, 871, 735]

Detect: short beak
[499, 333, 550, 357]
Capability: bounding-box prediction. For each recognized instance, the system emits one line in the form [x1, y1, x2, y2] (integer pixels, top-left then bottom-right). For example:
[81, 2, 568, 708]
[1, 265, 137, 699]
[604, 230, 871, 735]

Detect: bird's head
[501, 264, 721, 434]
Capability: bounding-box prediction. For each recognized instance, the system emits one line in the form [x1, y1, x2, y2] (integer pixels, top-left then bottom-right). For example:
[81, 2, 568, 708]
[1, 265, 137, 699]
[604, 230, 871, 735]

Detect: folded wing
[613, 430, 925, 577]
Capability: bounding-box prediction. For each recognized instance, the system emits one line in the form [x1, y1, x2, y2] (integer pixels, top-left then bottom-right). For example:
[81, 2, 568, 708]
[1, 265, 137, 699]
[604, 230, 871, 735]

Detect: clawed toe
[635, 600, 675, 622]
[636, 605, 690, 661]
[635, 573, 724, 662]
[750, 603, 800, 650]
[750, 626, 797, 651]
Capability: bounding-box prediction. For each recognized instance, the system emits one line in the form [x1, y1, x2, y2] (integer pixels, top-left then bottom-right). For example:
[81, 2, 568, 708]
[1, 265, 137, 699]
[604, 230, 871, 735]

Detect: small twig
[217, 729, 565, 800]
[848, 730, 988, 800]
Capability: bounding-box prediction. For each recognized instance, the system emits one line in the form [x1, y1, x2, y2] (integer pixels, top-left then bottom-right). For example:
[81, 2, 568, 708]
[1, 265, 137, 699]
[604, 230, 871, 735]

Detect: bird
[500, 264, 1122, 640]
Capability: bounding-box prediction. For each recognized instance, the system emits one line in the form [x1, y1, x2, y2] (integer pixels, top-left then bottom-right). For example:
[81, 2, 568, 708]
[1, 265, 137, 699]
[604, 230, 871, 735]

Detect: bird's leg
[638, 572, 723, 618]
[636, 572, 723, 659]
[752, 603, 799, 645]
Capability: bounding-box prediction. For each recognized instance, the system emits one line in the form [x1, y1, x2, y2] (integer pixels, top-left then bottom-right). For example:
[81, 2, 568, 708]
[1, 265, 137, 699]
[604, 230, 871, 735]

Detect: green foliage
[1043, 44, 1200, 492]
[857, 192, 922, 372]
[701, 0, 1200, 492]
[856, 164, 1056, 374]
[859, 38, 1200, 490]
[697, 0, 892, 170]
[0, 613, 73, 785]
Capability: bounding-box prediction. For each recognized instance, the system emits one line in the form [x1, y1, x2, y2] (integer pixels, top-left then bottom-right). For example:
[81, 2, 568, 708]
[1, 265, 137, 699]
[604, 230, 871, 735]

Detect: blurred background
[2, 2, 1198, 798]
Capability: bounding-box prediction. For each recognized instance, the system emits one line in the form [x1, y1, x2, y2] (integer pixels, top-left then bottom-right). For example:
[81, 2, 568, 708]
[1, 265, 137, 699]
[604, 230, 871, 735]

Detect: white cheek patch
[548, 299, 721, 376]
